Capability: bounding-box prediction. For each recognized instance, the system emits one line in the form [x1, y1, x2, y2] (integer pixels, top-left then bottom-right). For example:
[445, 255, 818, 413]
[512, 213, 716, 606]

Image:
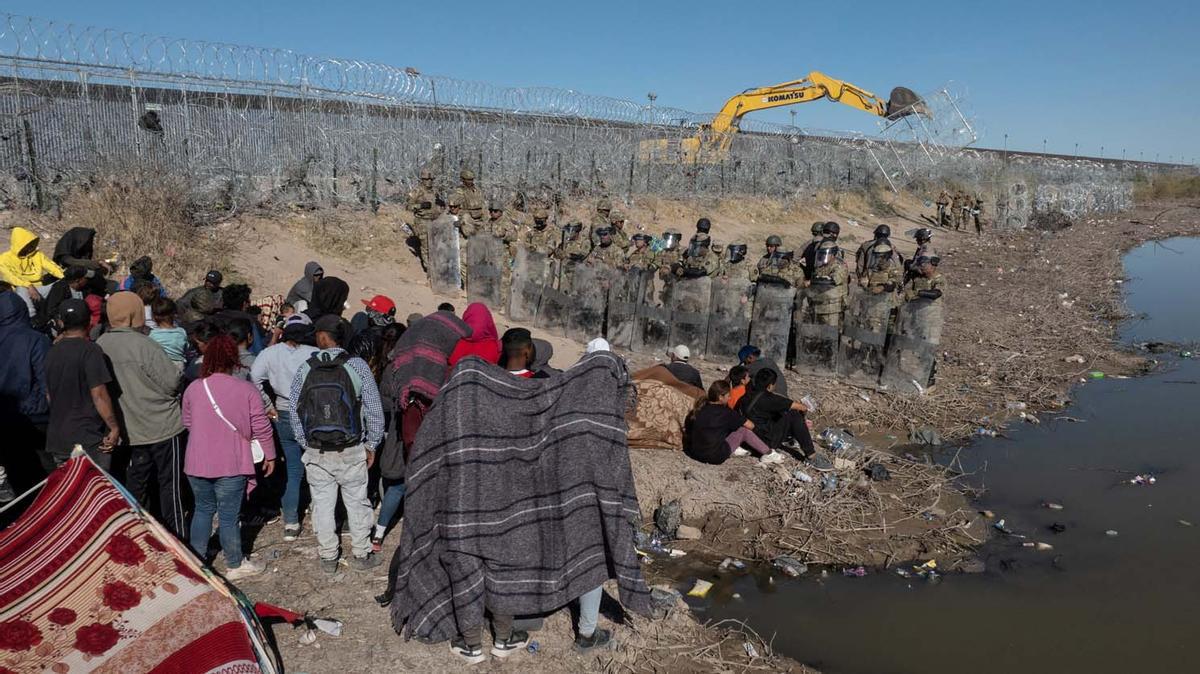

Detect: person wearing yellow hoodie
[1, 227, 64, 317]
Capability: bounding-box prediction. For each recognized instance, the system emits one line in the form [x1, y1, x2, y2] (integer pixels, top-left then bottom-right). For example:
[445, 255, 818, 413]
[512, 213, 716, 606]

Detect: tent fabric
[0, 456, 277, 673]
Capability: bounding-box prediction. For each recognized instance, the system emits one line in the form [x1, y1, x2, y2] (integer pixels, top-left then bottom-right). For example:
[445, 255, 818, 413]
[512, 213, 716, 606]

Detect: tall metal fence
[0, 12, 1168, 215]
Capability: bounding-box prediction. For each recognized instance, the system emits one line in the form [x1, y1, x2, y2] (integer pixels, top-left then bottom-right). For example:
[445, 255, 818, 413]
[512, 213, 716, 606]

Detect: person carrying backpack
[289, 314, 385, 573]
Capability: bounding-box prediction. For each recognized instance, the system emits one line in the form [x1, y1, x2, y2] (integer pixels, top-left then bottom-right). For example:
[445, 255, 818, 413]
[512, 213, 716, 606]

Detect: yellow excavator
[640, 71, 926, 164]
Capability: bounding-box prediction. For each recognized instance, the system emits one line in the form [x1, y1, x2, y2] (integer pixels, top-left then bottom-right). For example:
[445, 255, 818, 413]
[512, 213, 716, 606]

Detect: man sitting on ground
[501, 328, 544, 378]
[736, 368, 819, 463]
[737, 345, 787, 397]
[664, 344, 703, 389]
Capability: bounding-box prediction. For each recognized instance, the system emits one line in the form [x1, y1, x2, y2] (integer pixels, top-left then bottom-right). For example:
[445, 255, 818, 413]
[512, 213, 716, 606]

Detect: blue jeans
[376, 478, 406, 530]
[188, 475, 248, 568]
[274, 411, 305, 525]
[578, 585, 603, 637]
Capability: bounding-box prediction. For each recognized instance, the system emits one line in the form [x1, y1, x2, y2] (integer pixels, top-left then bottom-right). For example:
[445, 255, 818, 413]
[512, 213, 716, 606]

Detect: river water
[697, 237, 1200, 674]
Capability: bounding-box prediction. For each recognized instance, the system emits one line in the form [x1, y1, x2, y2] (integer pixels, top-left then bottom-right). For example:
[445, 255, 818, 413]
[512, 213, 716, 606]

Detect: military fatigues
[903, 272, 945, 303]
[950, 193, 965, 230]
[472, 213, 522, 298]
[749, 254, 797, 286]
[406, 183, 442, 263]
[972, 198, 984, 234]
[588, 212, 612, 247]
[936, 190, 951, 227]
[452, 184, 486, 222]
[524, 223, 561, 254]
[806, 261, 849, 326]
[554, 234, 591, 292]
[625, 246, 658, 272]
[589, 242, 625, 268]
[677, 248, 720, 278]
[718, 258, 751, 282]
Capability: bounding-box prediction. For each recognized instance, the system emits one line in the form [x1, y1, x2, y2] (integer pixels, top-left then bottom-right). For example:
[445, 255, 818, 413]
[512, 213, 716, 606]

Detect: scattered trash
[527, 640, 541, 654]
[857, 391, 871, 403]
[773, 556, 808, 577]
[895, 568, 911, 578]
[818, 428, 858, 452]
[650, 586, 681, 616]
[976, 428, 998, 437]
[687, 579, 714, 598]
[866, 463, 891, 482]
[909, 427, 943, 446]
[1043, 502, 1064, 511]
[1006, 401, 1027, 410]
[1182, 351, 1194, 359]
[833, 457, 856, 471]
[842, 566, 867, 577]
[1022, 542, 1054, 551]
[668, 549, 688, 558]
[719, 557, 747, 573]
[792, 469, 814, 483]
[915, 559, 937, 572]
[1087, 371, 1105, 379]
[743, 642, 760, 658]
[1105, 530, 1119, 537]
[920, 511, 937, 521]
[980, 510, 996, 519]
[732, 592, 742, 600]
[1179, 520, 1194, 527]
[1064, 354, 1086, 364]
[298, 628, 318, 645]
[266, 549, 284, 560]
[675, 525, 702, 541]
[1129, 474, 1157, 486]
[820, 475, 839, 492]
[1048, 522, 1066, 534]
[800, 395, 818, 412]
[994, 519, 1013, 535]
[1020, 412, 1041, 424]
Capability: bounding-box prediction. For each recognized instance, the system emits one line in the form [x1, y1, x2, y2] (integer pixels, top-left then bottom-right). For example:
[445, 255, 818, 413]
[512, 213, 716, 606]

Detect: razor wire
[0, 11, 1159, 217]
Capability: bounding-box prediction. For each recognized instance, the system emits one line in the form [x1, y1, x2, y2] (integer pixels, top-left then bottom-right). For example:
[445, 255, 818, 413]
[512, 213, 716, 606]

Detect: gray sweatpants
[302, 445, 373, 561]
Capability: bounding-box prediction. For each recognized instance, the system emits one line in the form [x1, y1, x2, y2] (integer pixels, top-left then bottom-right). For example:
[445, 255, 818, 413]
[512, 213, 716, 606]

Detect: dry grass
[1133, 172, 1200, 203]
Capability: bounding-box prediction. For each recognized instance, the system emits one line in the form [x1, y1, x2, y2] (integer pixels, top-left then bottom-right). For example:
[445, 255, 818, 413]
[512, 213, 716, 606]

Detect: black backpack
[298, 351, 363, 451]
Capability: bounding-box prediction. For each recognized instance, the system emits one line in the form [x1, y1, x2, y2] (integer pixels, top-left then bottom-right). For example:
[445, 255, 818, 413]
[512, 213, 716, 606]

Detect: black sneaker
[490, 630, 529, 658]
[449, 637, 486, 665]
[351, 553, 383, 571]
[574, 627, 612, 653]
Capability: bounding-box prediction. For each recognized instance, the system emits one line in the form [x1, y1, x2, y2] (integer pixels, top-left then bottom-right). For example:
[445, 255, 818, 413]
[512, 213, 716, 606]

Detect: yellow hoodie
[0, 227, 64, 287]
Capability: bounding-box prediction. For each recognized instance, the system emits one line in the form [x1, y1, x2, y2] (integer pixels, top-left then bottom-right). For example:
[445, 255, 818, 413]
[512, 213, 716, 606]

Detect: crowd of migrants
[407, 168, 947, 392]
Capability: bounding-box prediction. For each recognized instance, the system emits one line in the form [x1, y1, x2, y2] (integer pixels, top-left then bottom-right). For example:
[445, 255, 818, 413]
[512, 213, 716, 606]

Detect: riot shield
[607, 268, 645, 349]
[748, 283, 796, 366]
[668, 276, 713, 358]
[427, 216, 461, 295]
[837, 290, 895, 386]
[633, 272, 671, 355]
[707, 276, 753, 361]
[566, 263, 612, 343]
[880, 298, 943, 394]
[792, 288, 840, 376]
[466, 234, 505, 309]
[535, 259, 570, 337]
[508, 247, 547, 322]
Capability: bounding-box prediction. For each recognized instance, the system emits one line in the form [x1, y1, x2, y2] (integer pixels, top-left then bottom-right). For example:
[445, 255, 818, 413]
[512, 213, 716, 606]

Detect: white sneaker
[758, 451, 785, 465]
[731, 448, 751, 457]
[224, 558, 265, 581]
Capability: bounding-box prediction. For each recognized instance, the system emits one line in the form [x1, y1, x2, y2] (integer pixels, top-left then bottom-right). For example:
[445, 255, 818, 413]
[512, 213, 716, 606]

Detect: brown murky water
[695, 237, 1200, 674]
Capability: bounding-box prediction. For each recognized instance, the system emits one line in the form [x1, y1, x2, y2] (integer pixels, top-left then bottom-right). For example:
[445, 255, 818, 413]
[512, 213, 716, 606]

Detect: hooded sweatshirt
[96, 292, 183, 445]
[52, 227, 100, 270]
[286, 261, 323, 306]
[0, 227, 64, 287]
[119, 255, 167, 296]
[448, 302, 501, 367]
[0, 291, 51, 423]
[303, 276, 349, 322]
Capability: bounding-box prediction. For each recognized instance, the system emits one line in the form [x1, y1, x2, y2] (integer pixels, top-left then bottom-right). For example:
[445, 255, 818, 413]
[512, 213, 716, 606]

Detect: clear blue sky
[6, 0, 1198, 162]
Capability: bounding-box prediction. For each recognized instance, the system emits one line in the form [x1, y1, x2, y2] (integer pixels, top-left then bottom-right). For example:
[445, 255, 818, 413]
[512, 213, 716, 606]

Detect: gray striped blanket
[389, 351, 652, 642]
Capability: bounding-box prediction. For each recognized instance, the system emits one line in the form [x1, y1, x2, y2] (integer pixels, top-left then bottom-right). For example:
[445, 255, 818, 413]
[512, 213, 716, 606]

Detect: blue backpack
[298, 352, 363, 451]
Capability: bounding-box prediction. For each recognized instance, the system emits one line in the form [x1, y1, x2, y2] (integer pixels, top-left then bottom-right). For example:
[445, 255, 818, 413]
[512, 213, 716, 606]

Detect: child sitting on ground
[149, 297, 188, 369]
[684, 380, 782, 465]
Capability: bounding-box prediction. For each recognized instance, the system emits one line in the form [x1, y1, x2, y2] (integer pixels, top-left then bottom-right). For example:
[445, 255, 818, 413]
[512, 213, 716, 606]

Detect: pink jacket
[182, 373, 275, 478]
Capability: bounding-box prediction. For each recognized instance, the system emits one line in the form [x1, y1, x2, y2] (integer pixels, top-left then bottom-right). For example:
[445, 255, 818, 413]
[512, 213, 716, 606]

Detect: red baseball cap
[361, 295, 396, 315]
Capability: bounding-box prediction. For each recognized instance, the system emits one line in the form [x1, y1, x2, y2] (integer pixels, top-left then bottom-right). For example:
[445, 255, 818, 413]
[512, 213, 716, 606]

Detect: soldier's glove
[917, 289, 943, 300]
[882, 282, 896, 292]
[421, 201, 432, 210]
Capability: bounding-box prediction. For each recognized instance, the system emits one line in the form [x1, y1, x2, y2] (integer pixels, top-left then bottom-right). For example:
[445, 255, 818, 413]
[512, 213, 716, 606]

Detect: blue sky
[5, 0, 1198, 162]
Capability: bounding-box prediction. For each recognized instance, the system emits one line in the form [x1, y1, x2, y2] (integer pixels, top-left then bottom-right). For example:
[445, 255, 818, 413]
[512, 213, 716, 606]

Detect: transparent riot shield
[748, 283, 796, 367]
[880, 298, 943, 393]
[566, 263, 612, 343]
[466, 234, 505, 310]
[535, 259, 569, 337]
[793, 287, 841, 376]
[707, 276, 753, 361]
[607, 268, 645, 350]
[633, 271, 671, 355]
[427, 215, 461, 296]
[836, 290, 894, 386]
[508, 247, 547, 322]
[668, 276, 712, 358]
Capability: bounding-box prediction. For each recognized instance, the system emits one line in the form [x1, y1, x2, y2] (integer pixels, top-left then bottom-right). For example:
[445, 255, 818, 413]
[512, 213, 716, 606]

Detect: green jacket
[96, 328, 183, 445]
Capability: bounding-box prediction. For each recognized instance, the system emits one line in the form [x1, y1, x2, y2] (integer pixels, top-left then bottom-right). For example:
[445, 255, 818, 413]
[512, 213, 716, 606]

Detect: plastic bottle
[1006, 402, 1027, 410]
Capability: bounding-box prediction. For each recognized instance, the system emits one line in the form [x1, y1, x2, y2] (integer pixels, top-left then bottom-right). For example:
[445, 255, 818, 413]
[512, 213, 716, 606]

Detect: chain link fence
[0, 12, 1167, 217]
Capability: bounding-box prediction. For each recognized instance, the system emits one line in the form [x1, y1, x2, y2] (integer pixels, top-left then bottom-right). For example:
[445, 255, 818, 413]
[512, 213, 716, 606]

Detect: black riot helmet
[873, 224, 891, 240]
[868, 242, 895, 269]
[728, 243, 748, 264]
[696, 217, 712, 234]
[632, 233, 652, 246]
[662, 230, 682, 251]
[564, 222, 583, 237]
[915, 227, 933, 243]
[811, 222, 825, 237]
[822, 221, 841, 239]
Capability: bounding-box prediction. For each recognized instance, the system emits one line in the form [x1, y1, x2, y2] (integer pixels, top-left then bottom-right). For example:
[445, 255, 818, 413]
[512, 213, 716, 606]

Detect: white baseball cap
[670, 344, 691, 361]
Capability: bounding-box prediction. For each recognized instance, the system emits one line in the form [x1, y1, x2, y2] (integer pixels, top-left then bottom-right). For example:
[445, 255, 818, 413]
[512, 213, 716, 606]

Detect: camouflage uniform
[677, 243, 720, 278]
[607, 210, 632, 250]
[451, 170, 487, 238]
[904, 271, 945, 303]
[588, 198, 613, 245]
[806, 258, 850, 327]
[950, 192, 965, 230]
[749, 253, 797, 286]
[590, 241, 625, 267]
[406, 171, 442, 263]
[972, 197, 984, 234]
[936, 189, 951, 227]
[625, 243, 658, 271]
[554, 228, 591, 292]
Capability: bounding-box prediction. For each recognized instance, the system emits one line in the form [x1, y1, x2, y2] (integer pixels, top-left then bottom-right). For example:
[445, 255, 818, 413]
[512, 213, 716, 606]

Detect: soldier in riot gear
[607, 209, 632, 250]
[936, 188, 951, 227]
[554, 222, 590, 292]
[972, 196, 985, 235]
[864, 242, 904, 295]
[523, 207, 560, 254]
[695, 217, 712, 240]
[590, 197, 613, 236]
[805, 240, 849, 327]
[625, 233, 658, 271]
[657, 230, 683, 278]
[590, 227, 625, 267]
[856, 224, 901, 281]
[910, 228, 939, 276]
[406, 168, 443, 265]
[451, 169, 486, 224]
[719, 243, 751, 280]
[903, 256, 945, 303]
[676, 234, 720, 278]
[799, 222, 827, 281]
[750, 235, 796, 286]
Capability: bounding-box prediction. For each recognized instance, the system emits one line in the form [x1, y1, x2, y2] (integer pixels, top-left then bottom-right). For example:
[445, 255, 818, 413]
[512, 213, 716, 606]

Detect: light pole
[1042, 139, 1047, 154]
[1004, 133, 1008, 162]
[790, 109, 796, 131]
[1074, 142, 1079, 156]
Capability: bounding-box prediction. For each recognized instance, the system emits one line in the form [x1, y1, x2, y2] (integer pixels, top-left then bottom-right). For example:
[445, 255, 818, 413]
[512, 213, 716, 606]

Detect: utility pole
[1074, 142, 1078, 156]
[1042, 139, 1047, 154]
[790, 109, 796, 131]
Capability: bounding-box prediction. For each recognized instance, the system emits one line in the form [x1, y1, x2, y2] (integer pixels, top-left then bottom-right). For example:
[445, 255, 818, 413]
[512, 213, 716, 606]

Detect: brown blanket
[627, 365, 703, 450]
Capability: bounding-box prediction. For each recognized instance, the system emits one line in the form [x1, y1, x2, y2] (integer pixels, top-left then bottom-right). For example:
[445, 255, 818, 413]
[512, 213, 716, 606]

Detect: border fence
[0, 12, 1180, 216]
